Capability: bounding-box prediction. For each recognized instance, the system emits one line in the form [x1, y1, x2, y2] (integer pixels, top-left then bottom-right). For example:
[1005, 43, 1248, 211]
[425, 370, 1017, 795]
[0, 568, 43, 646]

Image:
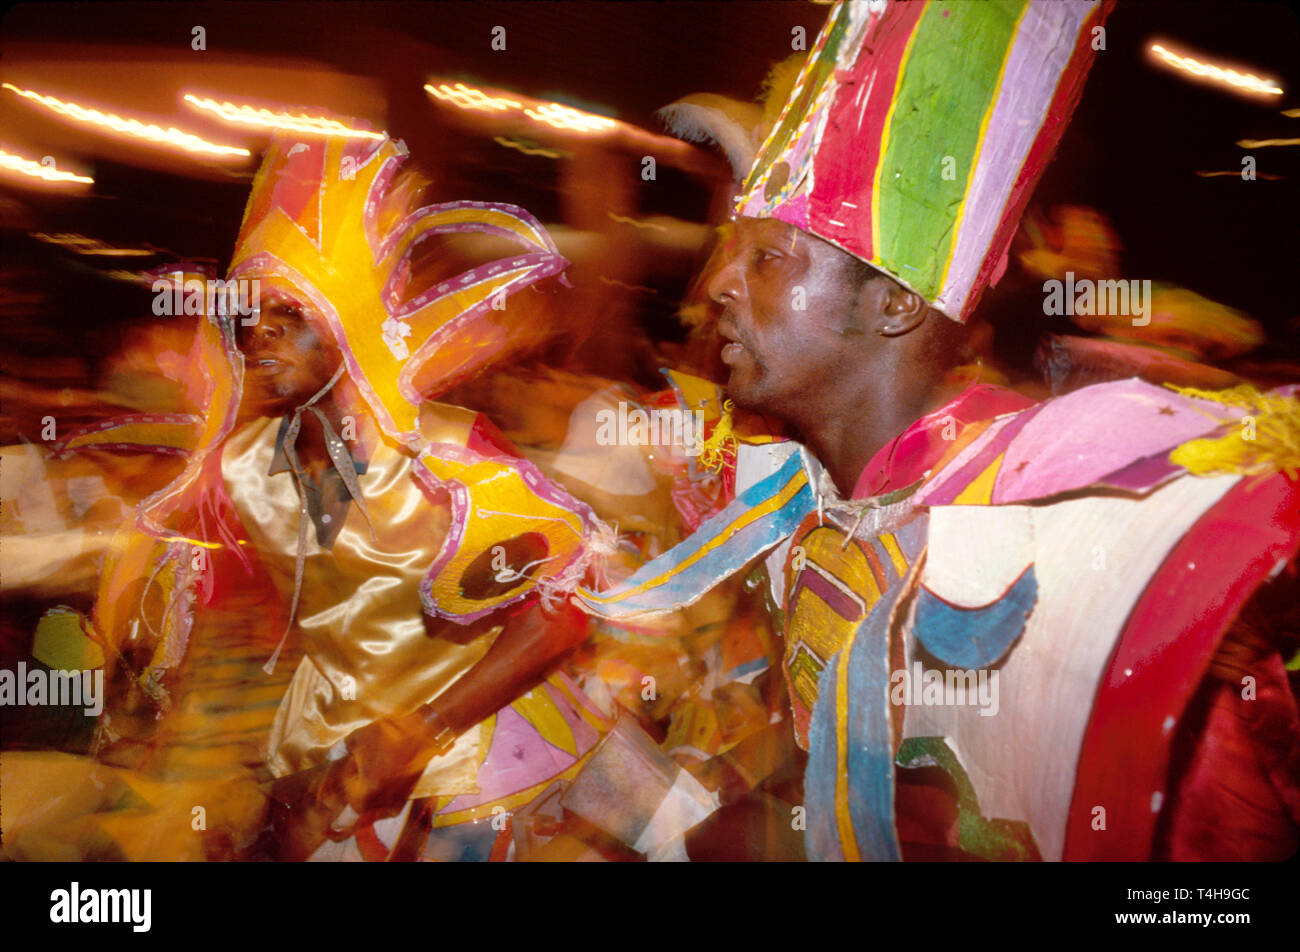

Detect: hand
[266, 710, 451, 859]
[264, 762, 336, 861]
[318, 708, 455, 838]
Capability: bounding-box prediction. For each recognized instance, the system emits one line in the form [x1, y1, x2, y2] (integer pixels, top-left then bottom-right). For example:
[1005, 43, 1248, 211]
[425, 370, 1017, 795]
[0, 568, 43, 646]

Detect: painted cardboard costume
[580, 0, 1300, 860]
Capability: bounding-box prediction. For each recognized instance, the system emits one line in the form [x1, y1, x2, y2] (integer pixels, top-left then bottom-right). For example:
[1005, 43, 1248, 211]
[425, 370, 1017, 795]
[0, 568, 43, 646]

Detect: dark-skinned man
[98, 131, 620, 861]
[578, 0, 1300, 861]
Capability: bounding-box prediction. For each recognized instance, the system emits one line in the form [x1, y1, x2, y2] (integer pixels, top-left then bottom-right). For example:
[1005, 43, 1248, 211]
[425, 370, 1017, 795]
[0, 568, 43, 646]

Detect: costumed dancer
[575, 0, 1300, 861]
[5, 129, 628, 861]
[203, 131, 641, 860]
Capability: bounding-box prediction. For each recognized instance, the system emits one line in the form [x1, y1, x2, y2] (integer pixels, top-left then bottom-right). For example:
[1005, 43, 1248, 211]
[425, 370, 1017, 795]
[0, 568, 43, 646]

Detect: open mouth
[717, 320, 748, 365]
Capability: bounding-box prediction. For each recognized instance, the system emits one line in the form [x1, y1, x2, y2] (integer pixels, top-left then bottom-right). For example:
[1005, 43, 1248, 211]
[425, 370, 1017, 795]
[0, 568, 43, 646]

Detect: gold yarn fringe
[1164, 383, 1300, 479]
[697, 399, 738, 473]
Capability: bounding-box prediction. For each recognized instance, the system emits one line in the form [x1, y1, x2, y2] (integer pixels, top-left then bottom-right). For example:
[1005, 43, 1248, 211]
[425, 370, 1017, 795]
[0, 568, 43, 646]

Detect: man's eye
[755, 248, 782, 264]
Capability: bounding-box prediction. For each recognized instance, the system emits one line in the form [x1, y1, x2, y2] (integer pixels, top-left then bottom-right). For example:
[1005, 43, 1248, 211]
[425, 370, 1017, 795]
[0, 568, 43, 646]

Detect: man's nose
[704, 251, 743, 306]
[241, 319, 282, 348]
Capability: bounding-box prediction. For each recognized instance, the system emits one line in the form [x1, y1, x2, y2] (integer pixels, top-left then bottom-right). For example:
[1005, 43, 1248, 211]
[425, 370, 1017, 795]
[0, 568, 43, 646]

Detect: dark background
[2, 0, 1298, 384]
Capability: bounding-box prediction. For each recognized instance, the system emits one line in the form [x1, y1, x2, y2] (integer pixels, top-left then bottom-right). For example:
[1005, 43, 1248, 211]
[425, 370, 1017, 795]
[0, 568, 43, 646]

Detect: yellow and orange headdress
[223, 131, 616, 624]
[227, 131, 570, 442]
[114, 129, 613, 645]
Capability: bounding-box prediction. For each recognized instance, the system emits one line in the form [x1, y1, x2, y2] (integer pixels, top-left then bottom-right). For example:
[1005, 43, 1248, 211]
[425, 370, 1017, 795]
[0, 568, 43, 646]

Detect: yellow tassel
[697, 399, 737, 473]
[1164, 383, 1300, 479]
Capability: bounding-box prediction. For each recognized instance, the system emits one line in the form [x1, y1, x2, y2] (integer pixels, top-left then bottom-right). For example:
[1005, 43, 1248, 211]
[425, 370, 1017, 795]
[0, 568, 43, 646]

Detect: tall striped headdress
[737, 0, 1111, 323]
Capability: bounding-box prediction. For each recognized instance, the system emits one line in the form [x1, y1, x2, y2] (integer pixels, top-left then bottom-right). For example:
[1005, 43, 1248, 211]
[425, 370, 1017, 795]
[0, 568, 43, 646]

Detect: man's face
[237, 291, 343, 414]
[704, 216, 865, 417]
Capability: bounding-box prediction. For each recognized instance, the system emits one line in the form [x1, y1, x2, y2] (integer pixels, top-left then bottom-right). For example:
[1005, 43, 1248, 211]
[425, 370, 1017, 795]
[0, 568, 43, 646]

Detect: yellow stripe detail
[431, 747, 597, 827]
[938, 1, 1031, 293]
[929, 418, 992, 476]
[952, 453, 1003, 505]
[511, 685, 577, 758]
[68, 424, 196, 450]
[879, 533, 909, 579]
[548, 674, 614, 733]
[834, 632, 860, 862]
[585, 469, 808, 606]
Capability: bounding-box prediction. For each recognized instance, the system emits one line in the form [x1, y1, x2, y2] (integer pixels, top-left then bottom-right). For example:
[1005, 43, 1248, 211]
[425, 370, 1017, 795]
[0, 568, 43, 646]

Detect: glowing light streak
[1195, 169, 1283, 180]
[425, 79, 616, 135]
[1148, 44, 1283, 97]
[523, 102, 616, 133]
[492, 136, 564, 159]
[607, 212, 668, 232]
[3, 83, 250, 158]
[182, 94, 385, 139]
[1234, 137, 1300, 148]
[424, 83, 521, 113]
[0, 147, 92, 184]
[32, 232, 156, 256]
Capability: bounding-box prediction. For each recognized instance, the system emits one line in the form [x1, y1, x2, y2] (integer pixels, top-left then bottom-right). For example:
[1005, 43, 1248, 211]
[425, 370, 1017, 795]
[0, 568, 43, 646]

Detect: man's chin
[722, 371, 762, 413]
[241, 384, 305, 417]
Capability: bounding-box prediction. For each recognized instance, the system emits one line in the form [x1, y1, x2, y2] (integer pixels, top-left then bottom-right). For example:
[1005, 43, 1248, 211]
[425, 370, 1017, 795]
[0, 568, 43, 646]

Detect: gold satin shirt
[222, 406, 503, 796]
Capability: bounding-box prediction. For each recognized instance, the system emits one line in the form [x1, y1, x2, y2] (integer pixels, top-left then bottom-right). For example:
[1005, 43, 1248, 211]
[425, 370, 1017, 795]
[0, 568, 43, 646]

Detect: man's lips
[716, 317, 749, 366]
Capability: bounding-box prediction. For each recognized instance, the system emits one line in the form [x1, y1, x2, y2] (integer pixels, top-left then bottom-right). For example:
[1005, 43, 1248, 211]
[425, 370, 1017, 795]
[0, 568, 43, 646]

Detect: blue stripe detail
[913, 565, 1038, 668]
[577, 450, 815, 617]
[806, 580, 906, 862]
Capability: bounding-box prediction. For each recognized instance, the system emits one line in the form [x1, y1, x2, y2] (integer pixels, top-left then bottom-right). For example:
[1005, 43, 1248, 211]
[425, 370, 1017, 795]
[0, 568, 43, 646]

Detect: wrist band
[419, 706, 458, 756]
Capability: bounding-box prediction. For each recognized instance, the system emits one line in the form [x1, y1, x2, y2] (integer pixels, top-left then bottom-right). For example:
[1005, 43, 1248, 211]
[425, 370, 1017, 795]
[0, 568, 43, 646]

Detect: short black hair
[833, 254, 887, 336]
[845, 255, 886, 292]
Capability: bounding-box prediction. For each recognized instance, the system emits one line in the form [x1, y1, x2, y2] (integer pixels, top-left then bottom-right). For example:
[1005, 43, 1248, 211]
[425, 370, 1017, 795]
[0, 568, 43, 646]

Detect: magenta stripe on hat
[937, 0, 1098, 318]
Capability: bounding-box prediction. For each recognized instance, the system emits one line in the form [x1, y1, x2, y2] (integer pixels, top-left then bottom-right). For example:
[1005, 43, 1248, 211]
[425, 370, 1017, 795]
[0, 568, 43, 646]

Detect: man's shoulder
[917, 377, 1295, 507]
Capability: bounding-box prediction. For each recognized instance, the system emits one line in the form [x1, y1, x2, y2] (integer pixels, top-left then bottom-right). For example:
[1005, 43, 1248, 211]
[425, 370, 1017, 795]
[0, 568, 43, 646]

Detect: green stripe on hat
[876, 0, 1027, 300]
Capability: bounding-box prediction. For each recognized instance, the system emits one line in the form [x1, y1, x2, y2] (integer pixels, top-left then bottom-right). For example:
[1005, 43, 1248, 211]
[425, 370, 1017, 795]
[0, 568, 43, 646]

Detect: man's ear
[875, 281, 929, 338]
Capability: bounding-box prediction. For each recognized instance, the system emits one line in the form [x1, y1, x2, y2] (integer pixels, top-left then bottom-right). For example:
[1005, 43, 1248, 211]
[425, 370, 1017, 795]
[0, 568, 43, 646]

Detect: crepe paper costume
[575, 376, 1300, 860]
[218, 409, 604, 807]
[737, 0, 1111, 323]
[204, 132, 643, 827]
[90, 130, 622, 699]
[49, 414, 201, 458]
[559, 717, 720, 861]
[225, 131, 615, 625]
[431, 365, 788, 855]
[822, 381, 1300, 862]
[613, 0, 1295, 860]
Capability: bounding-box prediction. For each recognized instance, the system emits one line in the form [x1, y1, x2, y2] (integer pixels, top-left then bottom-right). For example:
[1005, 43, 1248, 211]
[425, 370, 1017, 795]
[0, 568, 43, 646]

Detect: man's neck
[792, 366, 962, 498]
